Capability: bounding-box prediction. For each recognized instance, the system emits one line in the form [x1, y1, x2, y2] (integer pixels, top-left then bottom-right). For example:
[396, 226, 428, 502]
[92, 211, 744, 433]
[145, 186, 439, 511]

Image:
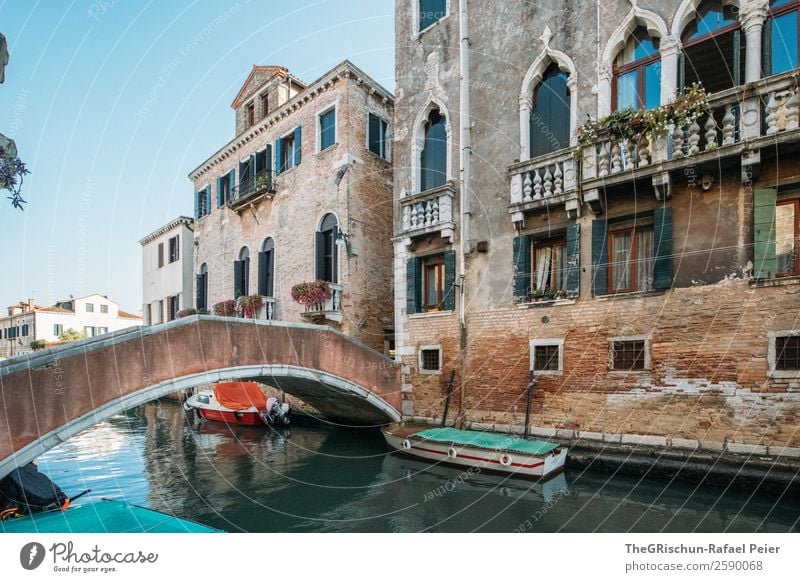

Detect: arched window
[234, 247, 250, 298]
[681, 0, 744, 93]
[420, 108, 447, 192]
[530, 64, 571, 158]
[766, 0, 800, 76]
[613, 27, 661, 111]
[258, 238, 275, 297]
[196, 263, 208, 311]
[316, 214, 338, 284]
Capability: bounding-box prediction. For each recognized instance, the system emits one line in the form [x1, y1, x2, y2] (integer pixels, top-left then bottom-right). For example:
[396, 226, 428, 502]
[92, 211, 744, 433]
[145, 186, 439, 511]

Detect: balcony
[399, 183, 455, 242]
[509, 148, 579, 224]
[228, 169, 277, 211]
[261, 297, 276, 321]
[300, 283, 342, 324]
[580, 70, 800, 213]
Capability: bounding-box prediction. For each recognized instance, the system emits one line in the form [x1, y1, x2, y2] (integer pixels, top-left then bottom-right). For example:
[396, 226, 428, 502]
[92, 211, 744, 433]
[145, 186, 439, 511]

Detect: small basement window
[420, 346, 442, 373]
[530, 339, 564, 375]
[776, 335, 800, 370]
[610, 338, 649, 371]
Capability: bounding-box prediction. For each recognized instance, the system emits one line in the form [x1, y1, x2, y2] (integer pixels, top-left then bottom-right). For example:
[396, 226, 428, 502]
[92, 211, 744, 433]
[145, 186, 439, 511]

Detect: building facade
[1, 295, 142, 357]
[393, 0, 800, 449]
[140, 216, 195, 325]
[189, 60, 394, 353]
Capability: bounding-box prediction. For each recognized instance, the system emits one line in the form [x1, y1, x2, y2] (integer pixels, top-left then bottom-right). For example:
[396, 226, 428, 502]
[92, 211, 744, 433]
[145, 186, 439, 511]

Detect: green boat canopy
[414, 427, 559, 456]
[0, 499, 222, 533]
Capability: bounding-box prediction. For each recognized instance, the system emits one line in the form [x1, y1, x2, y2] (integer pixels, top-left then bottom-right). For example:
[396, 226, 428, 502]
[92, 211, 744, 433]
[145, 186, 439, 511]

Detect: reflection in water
[36, 401, 799, 533]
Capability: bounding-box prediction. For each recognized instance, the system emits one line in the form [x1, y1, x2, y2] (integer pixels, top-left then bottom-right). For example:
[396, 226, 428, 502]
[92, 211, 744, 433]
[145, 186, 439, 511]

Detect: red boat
[183, 382, 291, 426]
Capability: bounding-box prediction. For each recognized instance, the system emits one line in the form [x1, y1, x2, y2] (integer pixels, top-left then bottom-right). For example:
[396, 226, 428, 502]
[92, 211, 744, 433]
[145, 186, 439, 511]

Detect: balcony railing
[509, 148, 579, 222]
[229, 169, 277, 209]
[399, 183, 455, 239]
[300, 283, 342, 323]
[261, 297, 276, 321]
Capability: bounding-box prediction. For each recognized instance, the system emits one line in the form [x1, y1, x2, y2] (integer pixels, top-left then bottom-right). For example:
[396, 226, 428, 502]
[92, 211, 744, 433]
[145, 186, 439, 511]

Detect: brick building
[189, 61, 394, 353]
[393, 0, 800, 450]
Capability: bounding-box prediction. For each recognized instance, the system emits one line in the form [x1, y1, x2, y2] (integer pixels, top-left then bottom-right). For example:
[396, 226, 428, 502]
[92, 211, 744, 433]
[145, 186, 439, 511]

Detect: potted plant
[291, 280, 332, 309]
[177, 308, 197, 318]
[30, 339, 47, 351]
[531, 288, 544, 302]
[212, 299, 237, 317]
[237, 294, 264, 319]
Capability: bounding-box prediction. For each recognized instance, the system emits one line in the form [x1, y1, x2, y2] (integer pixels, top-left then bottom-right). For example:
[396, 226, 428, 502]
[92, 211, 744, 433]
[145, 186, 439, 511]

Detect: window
[419, 346, 442, 373]
[531, 238, 567, 296]
[234, 247, 251, 298]
[419, 0, 446, 32]
[259, 238, 275, 297]
[407, 251, 456, 314]
[681, 0, 744, 93]
[100, 304, 108, 314]
[84, 326, 94, 337]
[195, 186, 210, 219]
[420, 108, 447, 191]
[53, 324, 63, 337]
[167, 295, 179, 321]
[145, 304, 152, 326]
[530, 340, 564, 375]
[246, 102, 255, 127]
[276, 127, 301, 174]
[85, 303, 94, 313]
[611, 339, 648, 371]
[98, 327, 108, 335]
[316, 214, 338, 283]
[767, 0, 800, 75]
[319, 107, 336, 151]
[368, 113, 390, 159]
[422, 255, 445, 311]
[776, 334, 800, 370]
[168, 235, 180, 263]
[157, 300, 164, 324]
[609, 224, 654, 293]
[384, 329, 396, 359]
[196, 264, 208, 311]
[261, 93, 269, 118]
[614, 27, 661, 111]
[21, 323, 29, 337]
[776, 199, 799, 276]
[157, 243, 164, 268]
[530, 64, 571, 158]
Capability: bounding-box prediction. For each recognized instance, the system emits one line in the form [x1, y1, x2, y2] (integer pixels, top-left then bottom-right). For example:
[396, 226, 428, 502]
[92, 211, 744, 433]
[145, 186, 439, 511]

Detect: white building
[0, 295, 143, 358]
[139, 216, 195, 325]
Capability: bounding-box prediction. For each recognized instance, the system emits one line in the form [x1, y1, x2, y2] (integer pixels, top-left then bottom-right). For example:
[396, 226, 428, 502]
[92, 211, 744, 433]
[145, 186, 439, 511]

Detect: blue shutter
[443, 250, 456, 311]
[217, 177, 224, 208]
[229, 170, 235, 202]
[653, 207, 673, 290]
[565, 223, 581, 299]
[265, 144, 273, 175]
[194, 191, 200, 219]
[315, 231, 326, 280]
[406, 258, 420, 315]
[591, 219, 609, 296]
[294, 126, 302, 166]
[512, 236, 531, 302]
[275, 139, 283, 174]
[205, 186, 211, 214]
[234, 261, 243, 299]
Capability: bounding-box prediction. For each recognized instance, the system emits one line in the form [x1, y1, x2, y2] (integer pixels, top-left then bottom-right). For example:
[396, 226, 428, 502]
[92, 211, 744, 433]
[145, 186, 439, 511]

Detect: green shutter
[754, 188, 777, 279]
[234, 260, 243, 299]
[733, 29, 741, 87]
[294, 126, 302, 166]
[194, 191, 200, 219]
[443, 250, 456, 311]
[678, 52, 685, 92]
[265, 144, 273, 175]
[228, 170, 235, 202]
[565, 223, 581, 299]
[653, 207, 673, 290]
[512, 235, 531, 302]
[275, 139, 283, 174]
[217, 177, 223, 208]
[763, 18, 773, 77]
[205, 186, 211, 214]
[406, 257, 420, 315]
[591, 219, 609, 296]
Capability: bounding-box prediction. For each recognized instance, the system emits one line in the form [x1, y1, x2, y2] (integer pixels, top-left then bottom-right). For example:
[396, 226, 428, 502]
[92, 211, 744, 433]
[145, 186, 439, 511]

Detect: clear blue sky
[0, 0, 394, 312]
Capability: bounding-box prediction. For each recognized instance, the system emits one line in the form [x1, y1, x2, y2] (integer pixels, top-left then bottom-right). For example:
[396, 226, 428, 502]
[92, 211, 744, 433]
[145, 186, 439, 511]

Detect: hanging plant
[291, 280, 332, 307]
[0, 140, 28, 209]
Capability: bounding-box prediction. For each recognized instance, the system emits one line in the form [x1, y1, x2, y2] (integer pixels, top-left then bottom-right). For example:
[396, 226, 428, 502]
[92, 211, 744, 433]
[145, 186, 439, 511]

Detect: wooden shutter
[763, 18, 773, 77]
[754, 188, 777, 279]
[194, 192, 200, 219]
[265, 144, 273, 175]
[294, 126, 302, 166]
[234, 260, 243, 298]
[258, 251, 268, 296]
[406, 257, 420, 315]
[443, 249, 456, 311]
[266, 250, 274, 296]
[733, 29, 741, 87]
[228, 170, 235, 202]
[158, 243, 164, 268]
[565, 223, 581, 299]
[243, 258, 250, 296]
[195, 274, 204, 309]
[217, 177, 224, 208]
[315, 231, 326, 280]
[678, 51, 685, 92]
[369, 113, 381, 155]
[512, 235, 531, 302]
[653, 207, 673, 290]
[331, 225, 339, 284]
[591, 219, 608, 296]
[275, 139, 283, 174]
[205, 186, 211, 214]
[255, 150, 264, 175]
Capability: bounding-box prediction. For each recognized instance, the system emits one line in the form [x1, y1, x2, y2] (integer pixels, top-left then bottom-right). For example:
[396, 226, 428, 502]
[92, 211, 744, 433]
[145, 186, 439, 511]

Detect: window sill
[409, 310, 455, 319]
[517, 298, 575, 309]
[608, 370, 651, 375]
[413, 14, 450, 40]
[531, 370, 563, 376]
[751, 275, 800, 288]
[595, 290, 665, 301]
[418, 368, 442, 375]
[768, 370, 800, 379]
[316, 143, 339, 157]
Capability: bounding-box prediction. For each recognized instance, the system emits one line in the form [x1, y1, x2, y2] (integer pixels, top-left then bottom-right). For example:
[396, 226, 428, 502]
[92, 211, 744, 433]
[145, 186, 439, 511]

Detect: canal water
[35, 401, 799, 533]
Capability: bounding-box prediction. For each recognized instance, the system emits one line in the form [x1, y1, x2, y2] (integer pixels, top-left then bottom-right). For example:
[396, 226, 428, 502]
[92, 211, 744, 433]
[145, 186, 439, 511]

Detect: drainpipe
[457, 0, 471, 421]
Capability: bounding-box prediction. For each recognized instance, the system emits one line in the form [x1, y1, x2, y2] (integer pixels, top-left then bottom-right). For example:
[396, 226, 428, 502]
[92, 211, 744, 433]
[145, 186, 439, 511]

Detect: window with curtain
[422, 255, 445, 310]
[614, 27, 661, 111]
[609, 225, 654, 293]
[776, 199, 799, 276]
[530, 64, 571, 158]
[681, 0, 744, 93]
[767, 0, 800, 76]
[531, 238, 567, 294]
[420, 108, 447, 192]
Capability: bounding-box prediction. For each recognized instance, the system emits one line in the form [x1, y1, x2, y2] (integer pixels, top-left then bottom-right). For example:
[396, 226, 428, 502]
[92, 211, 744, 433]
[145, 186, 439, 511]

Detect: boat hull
[383, 427, 568, 480]
[196, 408, 265, 426]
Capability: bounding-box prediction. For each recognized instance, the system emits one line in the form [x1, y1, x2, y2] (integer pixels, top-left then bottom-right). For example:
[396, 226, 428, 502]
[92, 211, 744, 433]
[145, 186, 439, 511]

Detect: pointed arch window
[258, 238, 275, 297]
[420, 108, 447, 192]
[766, 0, 800, 76]
[316, 214, 339, 284]
[680, 0, 744, 93]
[530, 64, 571, 158]
[613, 27, 661, 111]
[234, 247, 250, 298]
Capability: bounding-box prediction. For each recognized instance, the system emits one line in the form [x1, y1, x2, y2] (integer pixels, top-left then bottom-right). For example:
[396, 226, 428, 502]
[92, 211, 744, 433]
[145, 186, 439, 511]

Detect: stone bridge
[0, 316, 402, 480]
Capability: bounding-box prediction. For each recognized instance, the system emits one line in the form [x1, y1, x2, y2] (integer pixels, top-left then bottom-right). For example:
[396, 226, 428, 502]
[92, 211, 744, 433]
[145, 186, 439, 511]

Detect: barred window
[420, 348, 441, 372]
[776, 335, 800, 370]
[611, 340, 646, 371]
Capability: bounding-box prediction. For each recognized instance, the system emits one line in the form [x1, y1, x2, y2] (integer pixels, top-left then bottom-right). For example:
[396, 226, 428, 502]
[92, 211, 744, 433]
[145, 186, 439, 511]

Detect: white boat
[382, 424, 568, 480]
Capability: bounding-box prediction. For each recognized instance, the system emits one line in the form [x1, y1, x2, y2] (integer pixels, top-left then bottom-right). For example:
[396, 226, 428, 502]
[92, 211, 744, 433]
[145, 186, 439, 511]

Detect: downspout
[457, 0, 471, 421]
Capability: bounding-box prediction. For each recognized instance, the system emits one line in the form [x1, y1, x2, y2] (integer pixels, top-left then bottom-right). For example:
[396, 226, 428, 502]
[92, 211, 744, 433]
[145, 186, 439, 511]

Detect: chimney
[27, 298, 35, 311]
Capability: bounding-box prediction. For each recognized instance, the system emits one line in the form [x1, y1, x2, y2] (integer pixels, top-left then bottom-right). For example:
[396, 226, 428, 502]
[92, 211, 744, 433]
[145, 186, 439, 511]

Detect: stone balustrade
[399, 183, 455, 238]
